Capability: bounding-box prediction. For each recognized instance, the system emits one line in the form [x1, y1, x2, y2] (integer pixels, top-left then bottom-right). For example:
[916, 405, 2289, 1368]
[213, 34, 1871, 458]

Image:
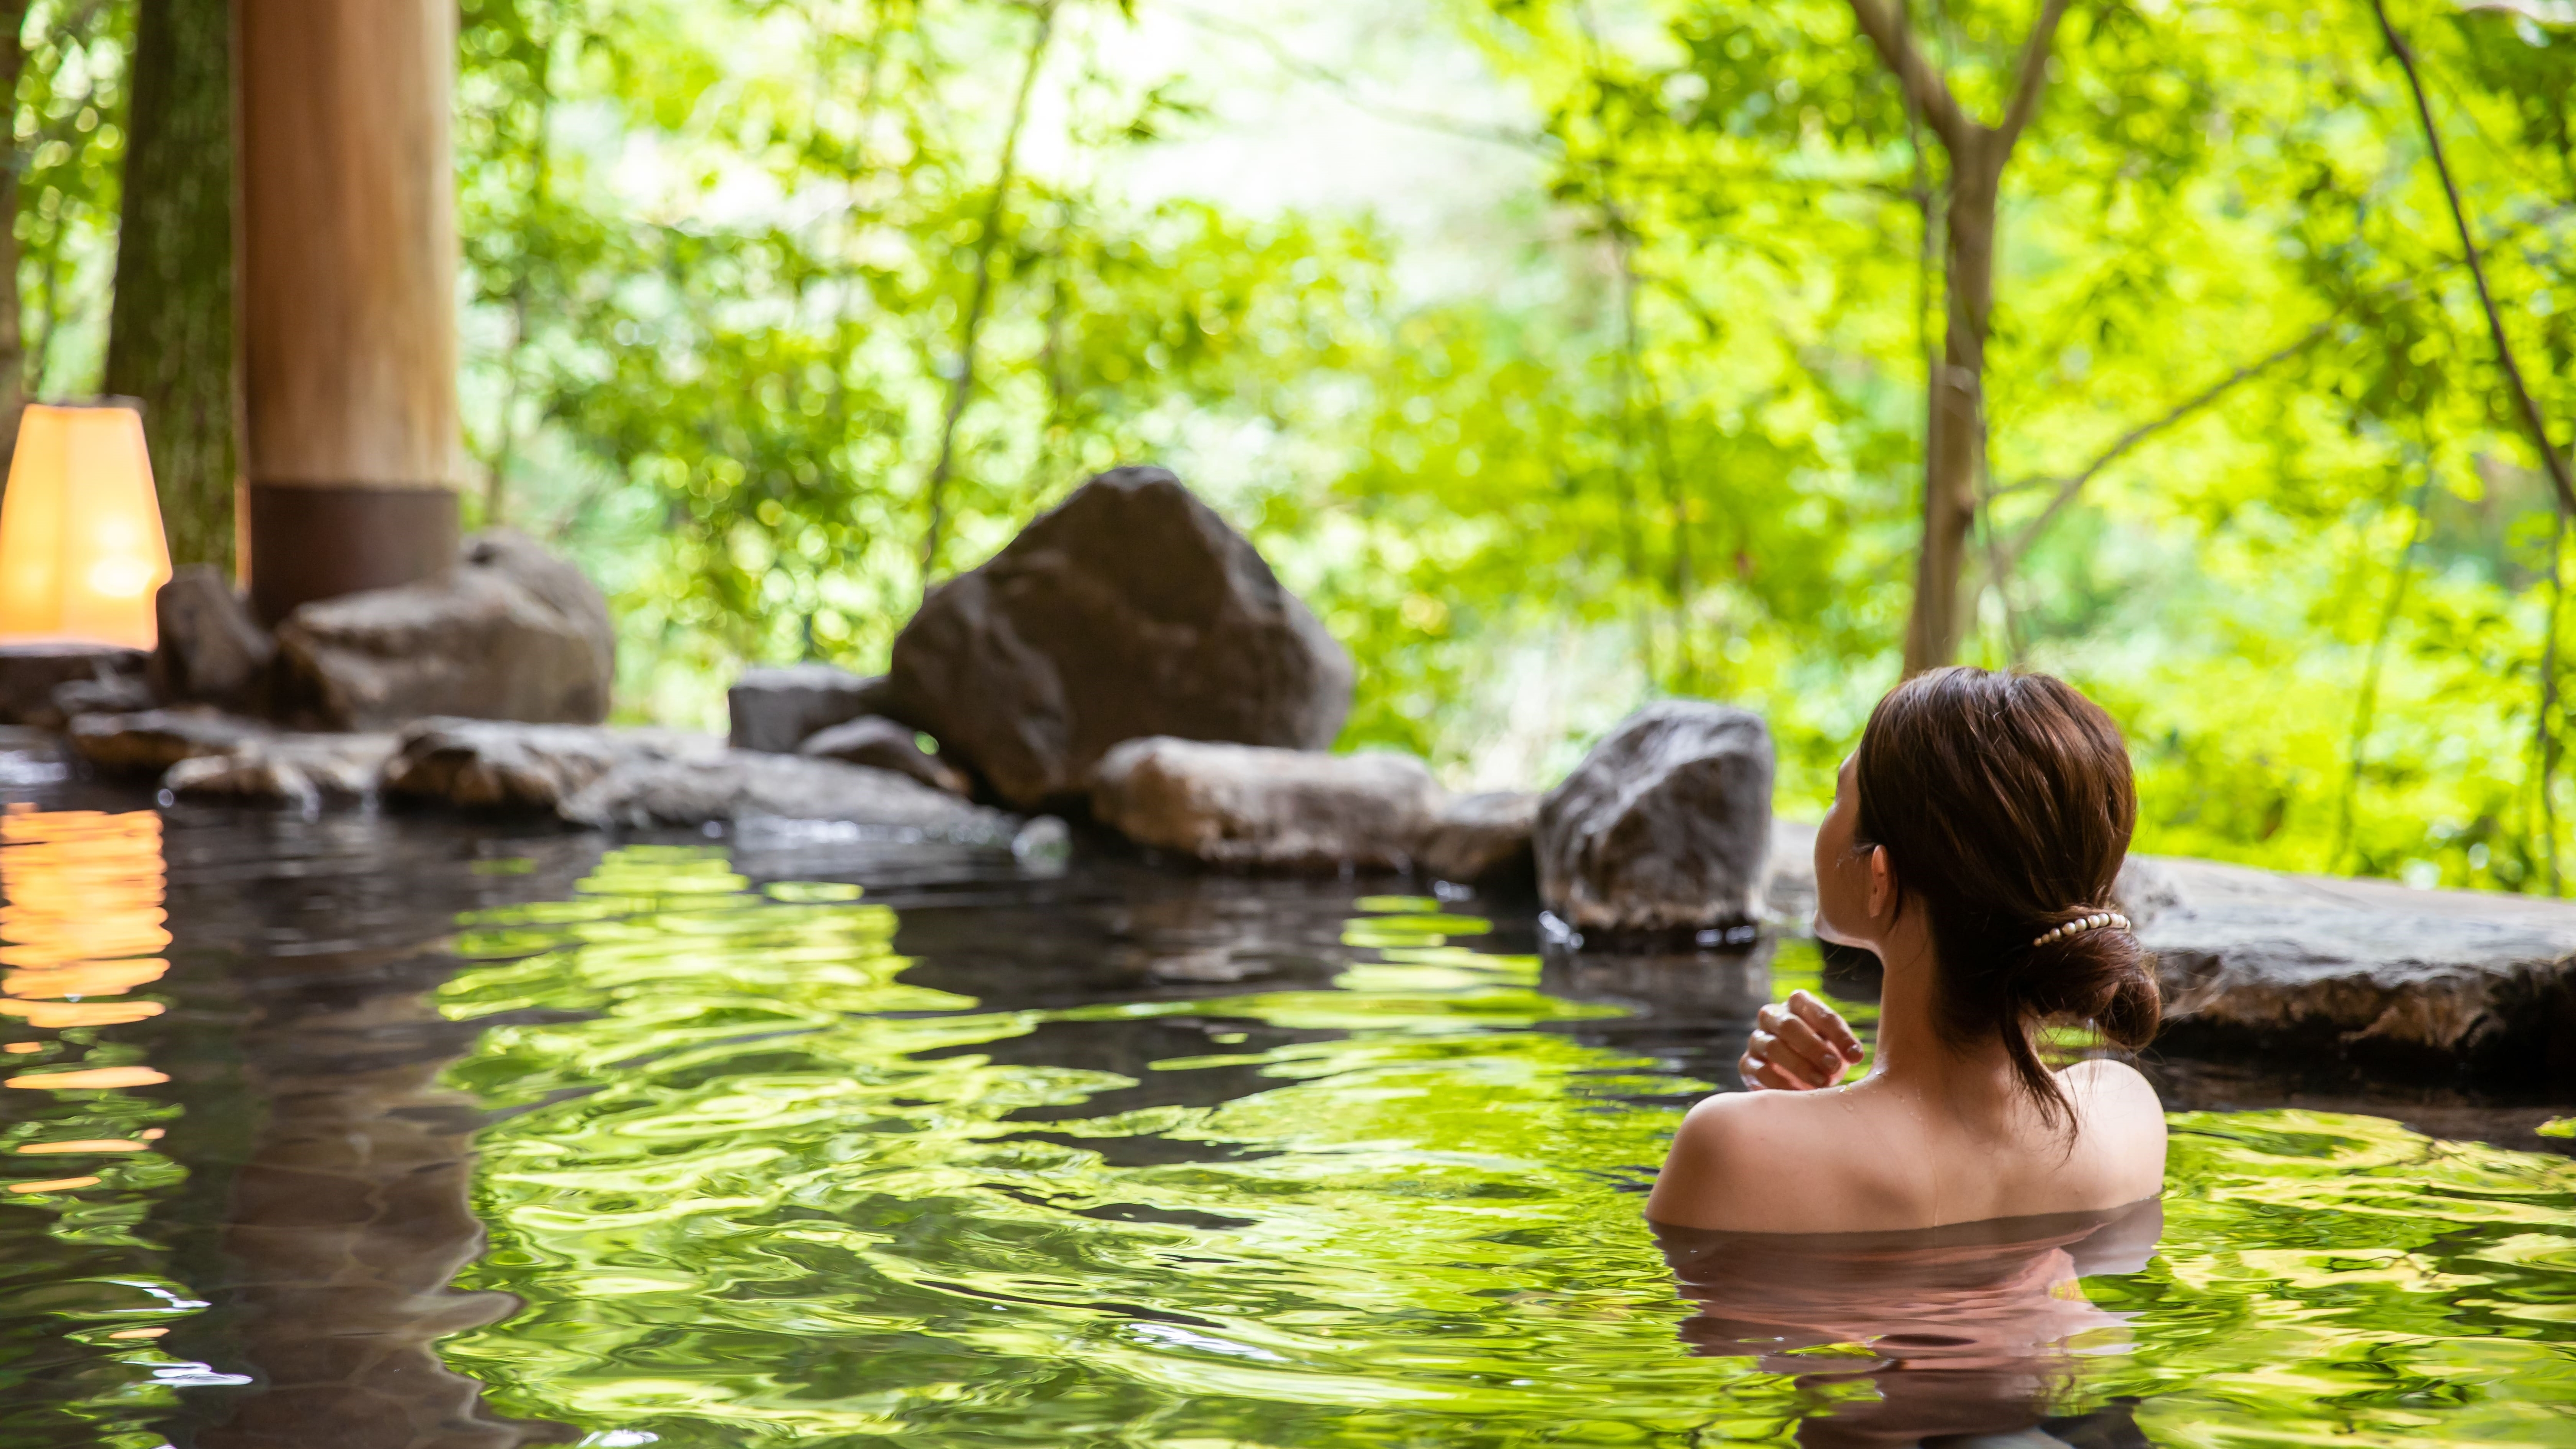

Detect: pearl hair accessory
[2029, 911, 2130, 949]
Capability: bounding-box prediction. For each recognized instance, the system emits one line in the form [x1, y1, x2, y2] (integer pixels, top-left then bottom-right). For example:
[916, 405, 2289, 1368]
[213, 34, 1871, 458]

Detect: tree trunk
[1903, 141, 1999, 675]
[0, 1, 32, 467]
[1846, 0, 2066, 674]
[104, 0, 236, 573]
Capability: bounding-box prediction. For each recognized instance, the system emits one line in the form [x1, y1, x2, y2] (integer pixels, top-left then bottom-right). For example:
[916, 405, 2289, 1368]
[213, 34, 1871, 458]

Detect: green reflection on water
[431, 846, 2576, 1447]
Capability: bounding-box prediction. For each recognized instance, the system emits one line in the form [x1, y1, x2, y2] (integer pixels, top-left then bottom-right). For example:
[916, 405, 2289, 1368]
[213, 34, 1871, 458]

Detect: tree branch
[2368, 0, 2576, 522]
[1990, 199, 2575, 566]
[2002, 321, 2331, 569]
[1997, 0, 2074, 146]
[1844, 0, 1968, 150]
[921, 0, 1055, 594]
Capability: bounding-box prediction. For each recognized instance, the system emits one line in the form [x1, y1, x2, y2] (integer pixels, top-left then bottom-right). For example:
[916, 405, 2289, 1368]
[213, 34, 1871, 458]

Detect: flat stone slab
[2121, 856, 2576, 1085]
[1090, 737, 1441, 872]
[384, 718, 1015, 842]
[71, 708, 273, 774]
[563, 749, 1015, 842]
[163, 732, 399, 808]
[382, 717, 691, 812]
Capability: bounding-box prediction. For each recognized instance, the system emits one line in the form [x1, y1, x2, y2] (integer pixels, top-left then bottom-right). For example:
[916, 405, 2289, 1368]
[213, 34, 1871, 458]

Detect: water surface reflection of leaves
[434, 846, 2576, 1449]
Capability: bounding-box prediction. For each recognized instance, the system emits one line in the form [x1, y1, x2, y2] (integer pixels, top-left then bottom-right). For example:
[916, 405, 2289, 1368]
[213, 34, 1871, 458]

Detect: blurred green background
[13, 0, 2576, 889]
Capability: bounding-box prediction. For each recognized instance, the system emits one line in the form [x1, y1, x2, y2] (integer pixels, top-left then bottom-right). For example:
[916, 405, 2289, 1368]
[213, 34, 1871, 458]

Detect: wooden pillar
[235, 0, 460, 625]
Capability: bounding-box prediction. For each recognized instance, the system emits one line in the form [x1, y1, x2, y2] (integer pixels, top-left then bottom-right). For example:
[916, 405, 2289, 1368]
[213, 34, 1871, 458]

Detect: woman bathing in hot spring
[1651, 666, 2167, 1235]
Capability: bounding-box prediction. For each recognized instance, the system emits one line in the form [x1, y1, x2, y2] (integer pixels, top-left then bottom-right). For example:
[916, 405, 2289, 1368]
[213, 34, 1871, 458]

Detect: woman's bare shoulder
[2059, 1057, 2170, 1195]
[2061, 1057, 2164, 1122]
[1647, 1088, 1877, 1232]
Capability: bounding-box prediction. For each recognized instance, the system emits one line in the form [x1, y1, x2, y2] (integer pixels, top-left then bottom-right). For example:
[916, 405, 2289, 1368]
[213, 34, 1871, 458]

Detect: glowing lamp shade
[0, 403, 171, 650]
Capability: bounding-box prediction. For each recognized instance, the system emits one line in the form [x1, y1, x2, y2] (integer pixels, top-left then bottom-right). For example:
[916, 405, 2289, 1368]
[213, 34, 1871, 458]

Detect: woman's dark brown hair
[1853, 666, 2159, 1127]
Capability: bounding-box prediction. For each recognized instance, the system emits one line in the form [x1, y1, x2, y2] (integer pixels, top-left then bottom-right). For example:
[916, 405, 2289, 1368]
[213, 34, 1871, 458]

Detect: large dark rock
[0, 643, 148, 730]
[2124, 856, 2576, 1087]
[798, 715, 969, 795]
[727, 665, 895, 753]
[151, 565, 276, 710]
[274, 528, 615, 731]
[1091, 737, 1439, 872]
[887, 467, 1353, 808]
[1536, 702, 1774, 936]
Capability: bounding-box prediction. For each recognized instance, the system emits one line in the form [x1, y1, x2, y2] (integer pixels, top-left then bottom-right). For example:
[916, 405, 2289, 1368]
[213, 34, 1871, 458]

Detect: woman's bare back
[1649, 1054, 2166, 1234]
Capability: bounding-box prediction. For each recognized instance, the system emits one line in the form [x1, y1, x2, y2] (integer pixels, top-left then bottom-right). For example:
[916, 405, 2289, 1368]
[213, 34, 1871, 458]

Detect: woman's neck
[1860, 922, 2021, 1113]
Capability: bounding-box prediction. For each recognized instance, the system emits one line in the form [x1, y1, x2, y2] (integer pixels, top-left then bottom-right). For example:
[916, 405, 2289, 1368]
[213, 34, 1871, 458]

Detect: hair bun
[2018, 918, 2158, 1047]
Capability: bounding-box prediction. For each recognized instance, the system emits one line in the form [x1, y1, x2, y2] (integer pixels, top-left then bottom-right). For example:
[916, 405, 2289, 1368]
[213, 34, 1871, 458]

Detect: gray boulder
[0, 643, 147, 730]
[70, 708, 270, 775]
[2127, 856, 2576, 1085]
[1090, 737, 1439, 872]
[151, 565, 275, 710]
[1418, 791, 1539, 888]
[888, 467, 1353, 808]
[798, 715, 969, 795]
[727, 664, 895, 753]
[1536, 702, 1774, 936]
[275, 528, 615, 730]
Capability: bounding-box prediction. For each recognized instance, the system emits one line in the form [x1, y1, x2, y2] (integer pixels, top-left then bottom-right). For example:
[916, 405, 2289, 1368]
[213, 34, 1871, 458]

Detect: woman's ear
[1865, 844, 1896, 923]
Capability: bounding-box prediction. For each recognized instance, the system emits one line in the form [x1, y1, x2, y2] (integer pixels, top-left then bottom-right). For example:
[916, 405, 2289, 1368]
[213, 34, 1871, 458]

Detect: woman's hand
[1739, 990, 1863, 1090]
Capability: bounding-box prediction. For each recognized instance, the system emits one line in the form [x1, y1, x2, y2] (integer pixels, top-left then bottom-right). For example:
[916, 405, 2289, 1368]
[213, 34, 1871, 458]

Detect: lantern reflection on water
[0, 809, 172, 1031]
[0, 402, 173, 650]
[0, 809, 172, 1193]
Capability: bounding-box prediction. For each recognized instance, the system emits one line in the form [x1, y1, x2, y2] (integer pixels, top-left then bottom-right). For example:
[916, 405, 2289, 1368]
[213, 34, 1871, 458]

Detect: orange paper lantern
[0, 402, 172, 650]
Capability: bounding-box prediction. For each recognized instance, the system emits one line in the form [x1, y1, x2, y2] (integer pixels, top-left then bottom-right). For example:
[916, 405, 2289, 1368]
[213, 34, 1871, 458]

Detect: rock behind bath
[381, 717, 1015, 842]
[888, 467, 1353, 808]
[728, 664, 895, 753]
[1091, 737, 1438, 872]
[163, 732, 398, 809]
[799, 715, 969, 795]
[2125, 855, 2576, 1084]
[0, 643, 147, 730]
[70, 708, 271, 775]
[275, 528, 615, 731]
[1419, 790, 1539, 889]
[151, 565, 276, 711]
[1536, 702, 1774, 936]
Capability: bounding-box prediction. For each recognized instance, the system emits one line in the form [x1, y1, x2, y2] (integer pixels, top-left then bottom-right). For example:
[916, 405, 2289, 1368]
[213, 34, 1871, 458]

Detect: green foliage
[13, 0, 132, 397]
[438, 0, 2576, 889]
[1, 0, 2553, 889]
[1422, 0, 2576, 879]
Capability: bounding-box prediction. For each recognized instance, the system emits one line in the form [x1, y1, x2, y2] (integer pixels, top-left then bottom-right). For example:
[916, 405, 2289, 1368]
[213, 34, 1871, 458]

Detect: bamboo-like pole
[235, 0, 462, 624]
